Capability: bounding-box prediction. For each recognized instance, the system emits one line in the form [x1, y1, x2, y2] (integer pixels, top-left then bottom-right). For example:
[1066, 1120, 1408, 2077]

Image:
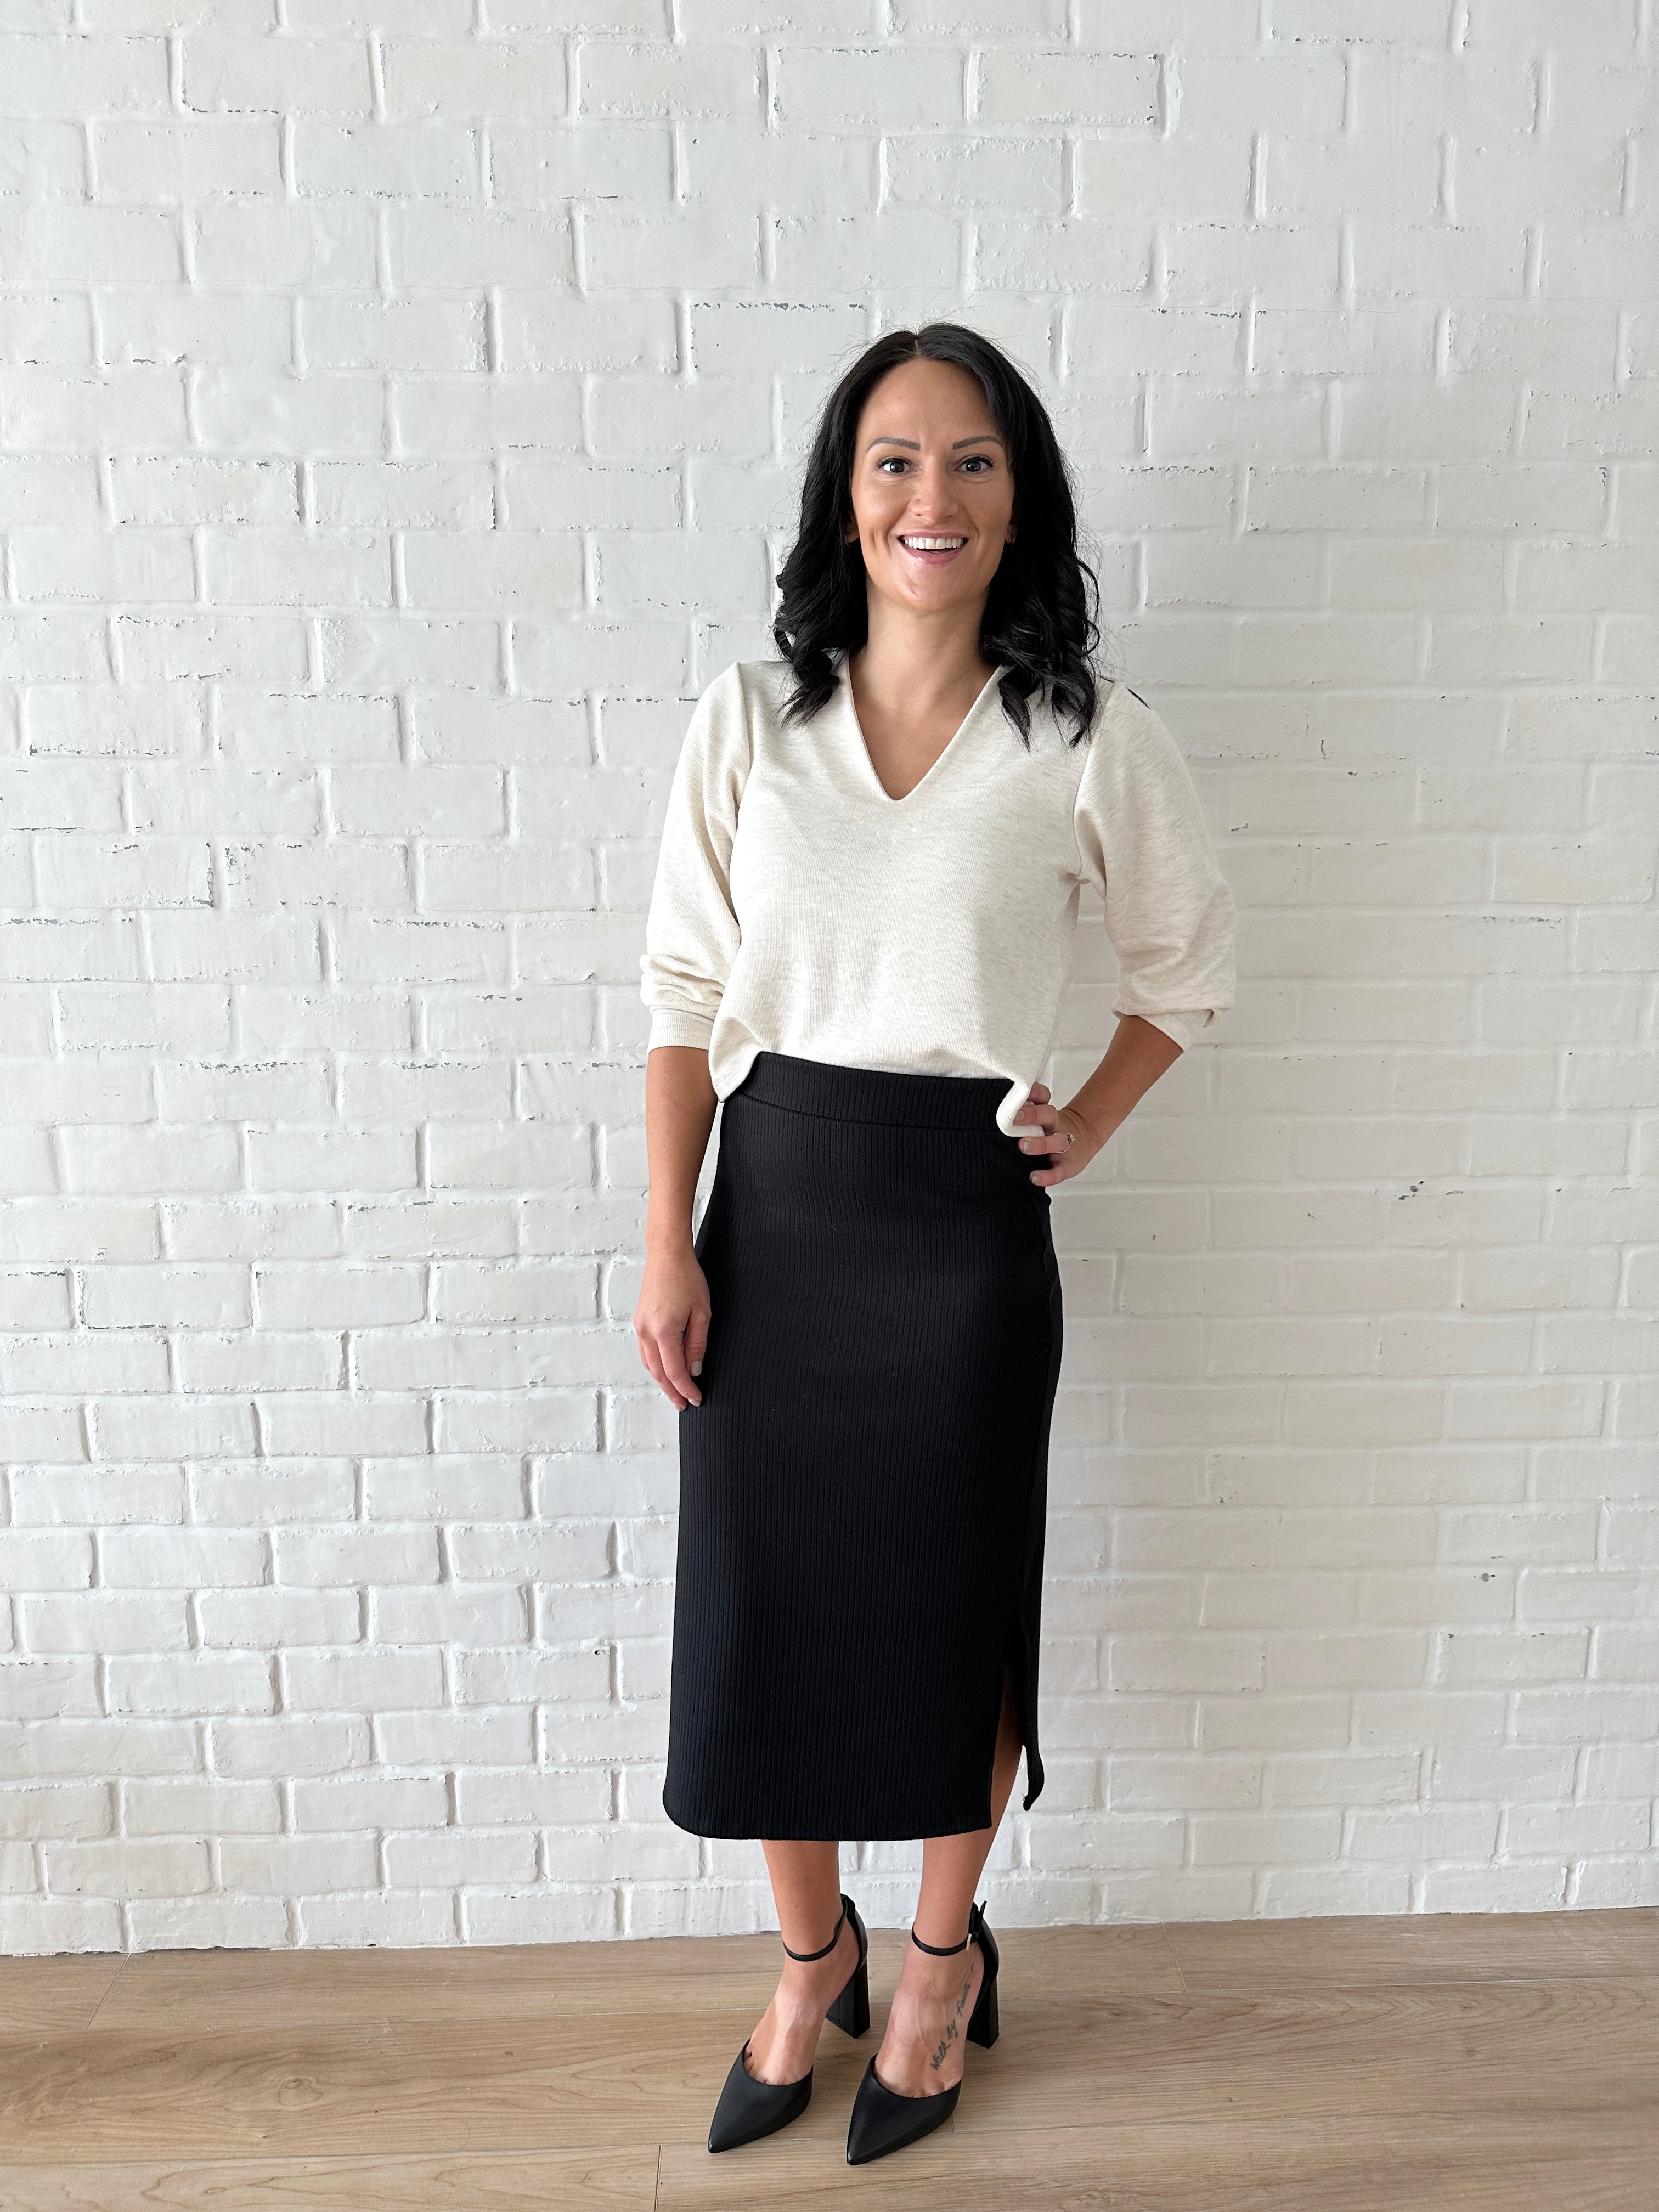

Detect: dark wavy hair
[771, 323, 1105, 747]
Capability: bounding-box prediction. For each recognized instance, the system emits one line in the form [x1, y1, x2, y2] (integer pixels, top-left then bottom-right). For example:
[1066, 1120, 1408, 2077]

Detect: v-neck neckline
[838, 653, 1010, 807]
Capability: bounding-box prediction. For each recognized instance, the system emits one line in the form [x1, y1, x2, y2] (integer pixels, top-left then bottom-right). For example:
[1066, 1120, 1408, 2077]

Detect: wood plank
[88, 1923, 1188, 2032]
[657, 2113, 1659, 2210]
[0, 2146, 657, 2211]
[0, 1956, 125, 2036]
[3, 1979, 1653, 2164]
[0, 2013, 730, 2163]
[1163, 1905, 1659, 1989]
[967, 1921, 1188, 2000]
[88, 1938, 776, 2034]
[945, 1979, 1659, 2140]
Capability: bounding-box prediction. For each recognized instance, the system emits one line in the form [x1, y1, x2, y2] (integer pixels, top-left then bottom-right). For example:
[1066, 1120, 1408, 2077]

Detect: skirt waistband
[733, 1050, 1012, 1131]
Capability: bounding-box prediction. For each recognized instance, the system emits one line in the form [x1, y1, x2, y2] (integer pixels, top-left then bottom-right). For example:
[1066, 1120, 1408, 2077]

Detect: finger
[636, 1330, 690, 1413]
[1017, 1110, 1063, 1151]
[1030, 1129, 1081, 1182]
[660, 1322, 704, 1408]
[684, 1314, 709, 1401]
[1011, 1080, 1052, 1133]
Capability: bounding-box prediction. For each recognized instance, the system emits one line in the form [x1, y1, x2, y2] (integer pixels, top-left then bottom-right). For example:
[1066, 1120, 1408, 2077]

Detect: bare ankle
[776, 1925, 850, 2008]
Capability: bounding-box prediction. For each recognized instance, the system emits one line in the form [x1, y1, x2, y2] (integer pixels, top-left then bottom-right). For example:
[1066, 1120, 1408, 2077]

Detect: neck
[848, 607, 998, 718]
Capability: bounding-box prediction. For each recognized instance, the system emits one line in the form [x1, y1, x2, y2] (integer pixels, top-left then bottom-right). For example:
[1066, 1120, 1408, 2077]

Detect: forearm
[645, 1044, 719, 1254]
[1064, 1014, 1184, 1150]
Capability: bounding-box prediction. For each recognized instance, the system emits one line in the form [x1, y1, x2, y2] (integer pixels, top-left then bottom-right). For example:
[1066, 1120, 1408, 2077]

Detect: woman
[633, 324, 1236, 2166]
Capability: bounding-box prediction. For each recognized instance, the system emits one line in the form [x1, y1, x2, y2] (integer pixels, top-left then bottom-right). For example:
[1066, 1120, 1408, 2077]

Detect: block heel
[965, 1902, 999, 2046]
[825, 1915, 871, 2038]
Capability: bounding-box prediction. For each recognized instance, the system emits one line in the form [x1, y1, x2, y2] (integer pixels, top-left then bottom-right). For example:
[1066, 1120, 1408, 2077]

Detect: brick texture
[0, 4, 1654, 1953]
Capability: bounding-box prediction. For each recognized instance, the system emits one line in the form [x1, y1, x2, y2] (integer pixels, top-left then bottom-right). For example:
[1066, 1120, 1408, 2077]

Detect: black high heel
[844, 1898, 1000, 2166]
[707, 1891, 871, 2154]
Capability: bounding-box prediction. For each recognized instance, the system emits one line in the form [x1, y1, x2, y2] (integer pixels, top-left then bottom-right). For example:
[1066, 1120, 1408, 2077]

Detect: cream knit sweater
[639, 653, 1237, 1140]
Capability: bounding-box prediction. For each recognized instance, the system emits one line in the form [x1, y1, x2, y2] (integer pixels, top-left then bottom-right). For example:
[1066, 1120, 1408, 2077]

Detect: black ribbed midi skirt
[662, 1049, 1064, 1843]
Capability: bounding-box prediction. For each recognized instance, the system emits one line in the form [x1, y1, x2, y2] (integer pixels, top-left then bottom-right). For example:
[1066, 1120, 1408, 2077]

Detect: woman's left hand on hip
[1011, 1081, 1097, 1187]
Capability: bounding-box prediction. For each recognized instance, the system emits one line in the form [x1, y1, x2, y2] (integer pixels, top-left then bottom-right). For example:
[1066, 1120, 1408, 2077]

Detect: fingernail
[691, 1359, 702, 1375]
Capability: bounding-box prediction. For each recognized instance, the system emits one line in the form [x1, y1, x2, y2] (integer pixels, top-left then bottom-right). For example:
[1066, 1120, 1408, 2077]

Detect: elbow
[1130, 1007, 1215, 1053]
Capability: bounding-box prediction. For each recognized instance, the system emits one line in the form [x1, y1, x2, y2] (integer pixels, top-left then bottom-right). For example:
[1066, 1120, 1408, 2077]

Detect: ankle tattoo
[927, 1965, 974, 2071]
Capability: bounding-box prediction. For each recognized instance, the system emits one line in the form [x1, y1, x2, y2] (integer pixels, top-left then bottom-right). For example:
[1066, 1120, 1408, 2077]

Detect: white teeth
[900, 536, 966, 549]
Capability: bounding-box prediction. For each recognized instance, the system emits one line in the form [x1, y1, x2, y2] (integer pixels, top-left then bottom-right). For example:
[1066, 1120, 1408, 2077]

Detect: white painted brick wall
[1, 4, 1655, 1955]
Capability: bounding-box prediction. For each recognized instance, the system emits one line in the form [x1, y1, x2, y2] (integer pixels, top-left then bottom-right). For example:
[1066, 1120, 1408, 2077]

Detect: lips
[897, 534, 968, 564]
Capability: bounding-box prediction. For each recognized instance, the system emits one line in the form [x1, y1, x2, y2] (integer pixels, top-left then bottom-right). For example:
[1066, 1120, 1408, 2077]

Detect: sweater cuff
[1130, 1007, 1216, 1052]
[647, 1008, 718, 1052]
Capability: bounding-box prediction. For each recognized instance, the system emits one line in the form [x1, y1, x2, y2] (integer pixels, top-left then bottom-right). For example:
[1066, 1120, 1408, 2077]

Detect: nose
[901, 485, 965, 528]
[903, 456, 966, 510]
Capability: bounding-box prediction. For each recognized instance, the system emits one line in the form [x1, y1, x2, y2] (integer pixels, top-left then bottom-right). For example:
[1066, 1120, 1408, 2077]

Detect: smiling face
[844, 356, 1016, 624]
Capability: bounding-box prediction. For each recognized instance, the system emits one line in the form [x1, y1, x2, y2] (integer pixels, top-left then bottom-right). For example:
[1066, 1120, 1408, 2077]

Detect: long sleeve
[639, 662, 752, 1051]
[1072, 687, 1237, 1051]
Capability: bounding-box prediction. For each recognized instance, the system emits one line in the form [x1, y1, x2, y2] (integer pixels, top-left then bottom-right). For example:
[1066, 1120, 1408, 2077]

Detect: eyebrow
[866, 434, 1006, 452]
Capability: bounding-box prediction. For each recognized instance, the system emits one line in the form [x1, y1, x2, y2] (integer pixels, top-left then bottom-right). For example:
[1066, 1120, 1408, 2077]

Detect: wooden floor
[2, 1908, 1656, 2209]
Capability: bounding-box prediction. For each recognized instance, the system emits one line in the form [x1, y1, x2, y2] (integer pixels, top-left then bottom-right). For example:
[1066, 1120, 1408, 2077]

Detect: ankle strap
[911, 1897, 984, 1955]
[781, 1896, 847, 1962]
[910, 1921, 970, 1956]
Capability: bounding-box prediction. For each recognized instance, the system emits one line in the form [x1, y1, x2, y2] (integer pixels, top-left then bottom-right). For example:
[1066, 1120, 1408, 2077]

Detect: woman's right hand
[635, 1239, 711, 1410]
